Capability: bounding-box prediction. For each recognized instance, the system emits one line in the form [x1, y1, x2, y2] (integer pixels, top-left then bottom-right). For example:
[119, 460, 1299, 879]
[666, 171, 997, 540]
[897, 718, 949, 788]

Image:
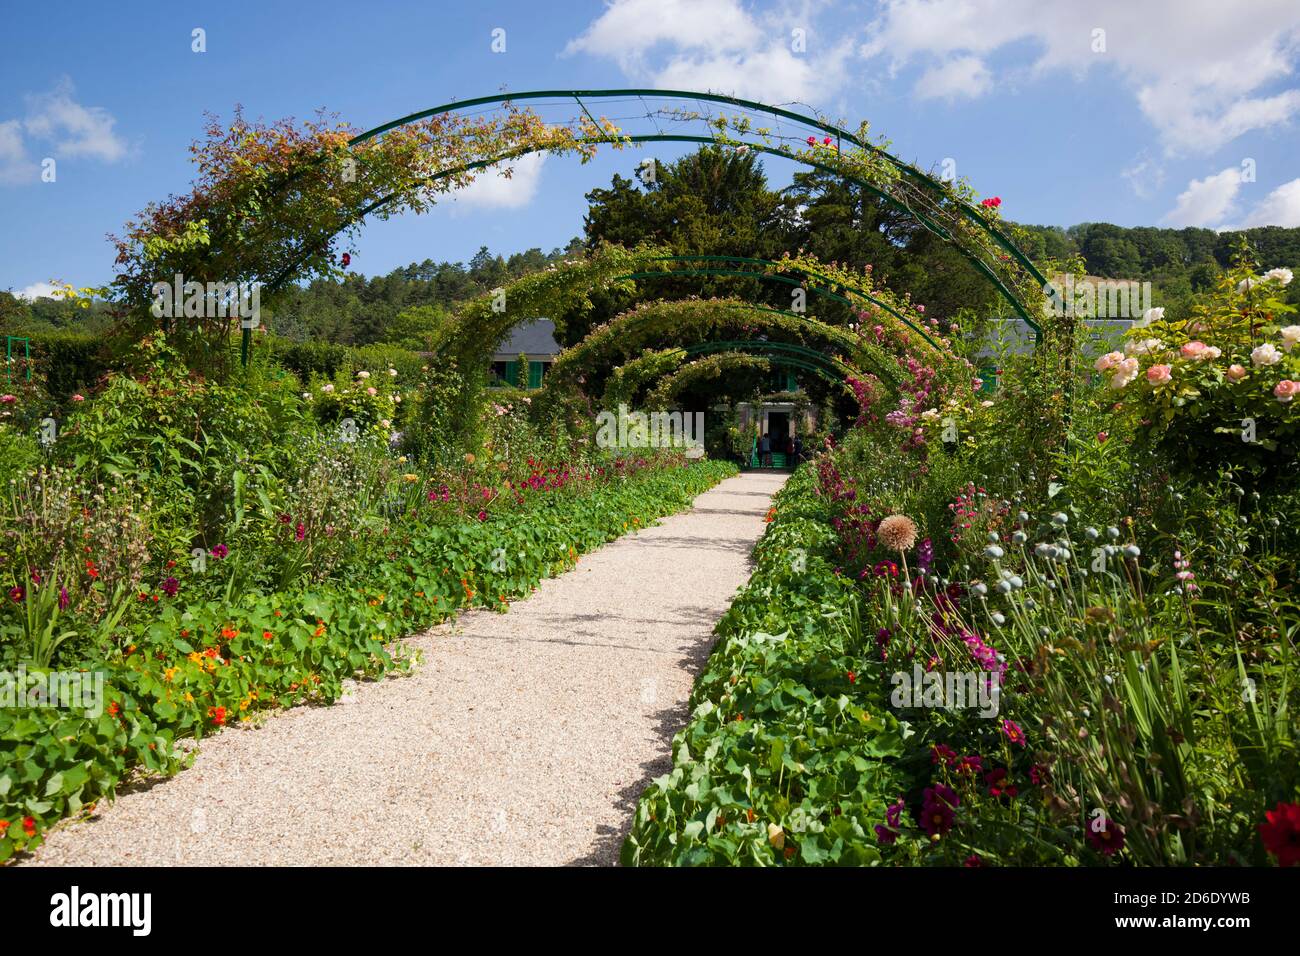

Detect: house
[489, 318, 562, 389]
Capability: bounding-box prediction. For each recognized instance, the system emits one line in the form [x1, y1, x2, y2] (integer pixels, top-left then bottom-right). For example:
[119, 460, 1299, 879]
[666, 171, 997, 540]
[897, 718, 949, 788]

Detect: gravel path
[25, 470, 787, 867]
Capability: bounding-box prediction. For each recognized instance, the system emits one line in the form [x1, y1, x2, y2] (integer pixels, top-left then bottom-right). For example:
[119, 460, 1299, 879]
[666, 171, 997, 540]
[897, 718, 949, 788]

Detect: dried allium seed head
[878, 514, 918, 552]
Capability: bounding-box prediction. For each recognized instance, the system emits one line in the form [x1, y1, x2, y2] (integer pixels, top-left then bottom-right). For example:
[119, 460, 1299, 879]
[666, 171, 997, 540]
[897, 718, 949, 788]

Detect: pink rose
[1275, 380, 1299, 403]
[1180, 341, 1219, 361]
[1095, 351, 1124, 373]
[71, 393, 85, 402]
[1146, 364, 1172, 384]
[1226, 364, 1248, 383]
[0, 395, 15, 404]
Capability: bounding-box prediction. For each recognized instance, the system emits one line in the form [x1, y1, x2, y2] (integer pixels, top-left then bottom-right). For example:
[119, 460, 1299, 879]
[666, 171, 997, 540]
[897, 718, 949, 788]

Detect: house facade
[489, 318, 562, 389]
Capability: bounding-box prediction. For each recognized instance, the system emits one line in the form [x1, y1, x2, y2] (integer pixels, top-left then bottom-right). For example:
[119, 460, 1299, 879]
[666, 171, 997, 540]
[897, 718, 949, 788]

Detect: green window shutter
[528, 361, 544, 389]
[504, 361, 518, 385]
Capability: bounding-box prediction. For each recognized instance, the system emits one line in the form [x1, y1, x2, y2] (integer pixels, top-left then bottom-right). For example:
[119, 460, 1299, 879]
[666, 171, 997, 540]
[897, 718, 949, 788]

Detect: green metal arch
[614, 253, 943, 351]
[263, 90, 1045, 338]
[545, 298, 893, 390]
[679, 340, 853, 388]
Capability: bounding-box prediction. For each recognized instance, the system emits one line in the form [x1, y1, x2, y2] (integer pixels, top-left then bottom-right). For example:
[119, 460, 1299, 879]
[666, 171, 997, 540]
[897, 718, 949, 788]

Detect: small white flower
[388, 368, 398, 377]
[321, 383, 335, 393]
[1237, 277, 1256, 294]
[356, 370, 371, 379]
[1280, 326, 1300, 353]
[1251, 343, 1283, 367]
[980, 400, 994, 408]
[1265, 267, 1294, 286]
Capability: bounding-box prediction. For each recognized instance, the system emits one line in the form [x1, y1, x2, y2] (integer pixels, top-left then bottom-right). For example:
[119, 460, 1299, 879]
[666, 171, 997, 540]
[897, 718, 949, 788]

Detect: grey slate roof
[492, 318, 561, 359]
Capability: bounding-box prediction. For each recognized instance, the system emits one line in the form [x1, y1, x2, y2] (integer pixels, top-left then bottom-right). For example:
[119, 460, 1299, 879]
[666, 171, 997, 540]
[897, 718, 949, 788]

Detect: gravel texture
[25, 470, 787, 867]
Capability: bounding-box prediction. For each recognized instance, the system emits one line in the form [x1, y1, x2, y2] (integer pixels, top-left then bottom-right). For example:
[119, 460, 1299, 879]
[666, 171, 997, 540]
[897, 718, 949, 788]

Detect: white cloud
[23, 78, 128, 162]
[1225, 177, 1300, 228]
[914, 55, 992, 100]
[1162, 170, 1300, 228]
[565, 0, 853, 103]
[16, 281, 60, 301]
[0, 119, 32, 184]
[1121, 153, 1166, 200]
[446, 153, 546, 212]
[860, 0, 1300, 153]
[1161, 167, 1243, 226]
[0, 78, 129, 185]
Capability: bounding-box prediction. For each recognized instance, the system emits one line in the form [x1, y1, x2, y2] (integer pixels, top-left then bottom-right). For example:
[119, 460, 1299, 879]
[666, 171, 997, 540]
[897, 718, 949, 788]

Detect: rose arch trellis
[115, 89, 1053, 386]
[250, 89, 1048, 339]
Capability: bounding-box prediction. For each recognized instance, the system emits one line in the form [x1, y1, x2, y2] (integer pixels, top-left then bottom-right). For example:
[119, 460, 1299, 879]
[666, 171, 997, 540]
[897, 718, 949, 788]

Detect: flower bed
[0, 450, 734, 861]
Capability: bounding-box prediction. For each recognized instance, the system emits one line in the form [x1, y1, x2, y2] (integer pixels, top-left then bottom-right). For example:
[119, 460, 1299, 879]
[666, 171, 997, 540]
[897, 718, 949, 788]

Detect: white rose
[1133, 307, 1164, 329]
[357, 370, 370, 379]
[1265, 267, 1294, 286]
[1237, 277, 1257, 294]
[1251, 343, 1283, 366]
[1109, 357, 1140, 389]
[321, 383, 335, 393]
[387, 368, 398, 377]
[301, 392, 311, 400]
[1280, 326, 1300, 352]
[1125, 338, 1162, 357]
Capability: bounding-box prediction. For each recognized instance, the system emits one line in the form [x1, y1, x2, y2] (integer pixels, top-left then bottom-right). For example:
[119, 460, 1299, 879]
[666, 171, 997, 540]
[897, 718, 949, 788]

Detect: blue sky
[3, 0, 1300, 297]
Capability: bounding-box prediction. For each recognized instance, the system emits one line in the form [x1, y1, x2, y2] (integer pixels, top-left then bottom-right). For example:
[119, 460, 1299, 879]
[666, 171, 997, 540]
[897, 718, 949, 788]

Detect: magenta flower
[8, 586, 24, 603]
[58, 586, 69, 610]
[477, 510, 488, 522]
[918, 784, 959, 837]
[985, 767, 1018, 798]
[1086, 818, 1126, 857]
[161, 577, 179, 597]
[931, 743, 957, 767]
[1001, 719, 1026, 747]
[210, 544, 229, 559]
